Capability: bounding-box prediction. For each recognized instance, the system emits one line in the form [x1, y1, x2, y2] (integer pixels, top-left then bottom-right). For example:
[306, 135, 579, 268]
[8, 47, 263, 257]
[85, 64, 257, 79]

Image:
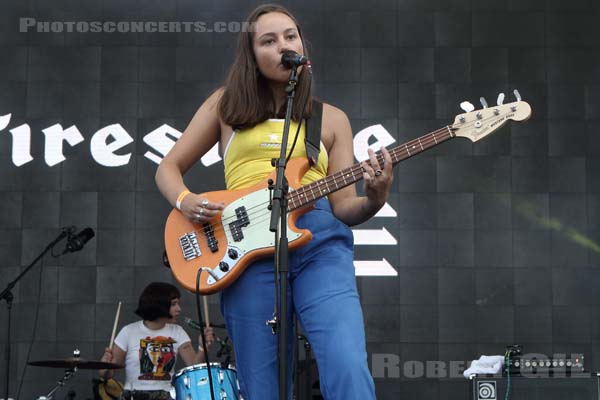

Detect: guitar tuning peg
[496, 93, 505, 106]
[460, 101, 475, 113]
[479, 97, 488, 108]
[513, 89, 522, 102]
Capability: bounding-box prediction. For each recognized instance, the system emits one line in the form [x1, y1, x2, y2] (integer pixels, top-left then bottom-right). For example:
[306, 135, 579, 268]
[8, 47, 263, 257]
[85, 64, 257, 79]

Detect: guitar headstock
[452, 90, 532, 142]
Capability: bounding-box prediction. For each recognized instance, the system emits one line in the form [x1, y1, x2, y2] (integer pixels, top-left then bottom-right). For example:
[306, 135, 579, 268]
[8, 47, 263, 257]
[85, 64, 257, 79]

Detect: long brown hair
[218, 4, 313, 130]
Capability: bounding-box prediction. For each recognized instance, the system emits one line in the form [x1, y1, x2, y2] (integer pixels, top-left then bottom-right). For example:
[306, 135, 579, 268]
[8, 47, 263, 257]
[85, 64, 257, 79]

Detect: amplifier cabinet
[470, 373, 599, 400]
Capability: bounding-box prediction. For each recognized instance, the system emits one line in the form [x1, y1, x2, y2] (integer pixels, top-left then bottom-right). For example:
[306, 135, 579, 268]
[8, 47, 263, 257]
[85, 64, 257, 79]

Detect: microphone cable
[196, 268, 216, 400]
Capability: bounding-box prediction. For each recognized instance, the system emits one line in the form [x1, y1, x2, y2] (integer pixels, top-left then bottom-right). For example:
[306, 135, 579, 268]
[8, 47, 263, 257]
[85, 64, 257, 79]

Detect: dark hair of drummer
[134, 282, 181, 321]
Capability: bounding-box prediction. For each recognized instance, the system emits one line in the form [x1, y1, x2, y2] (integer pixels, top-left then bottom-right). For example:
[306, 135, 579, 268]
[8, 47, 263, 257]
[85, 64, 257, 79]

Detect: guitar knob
[219, 261, 230, 272]
[228, 248, 239, 260]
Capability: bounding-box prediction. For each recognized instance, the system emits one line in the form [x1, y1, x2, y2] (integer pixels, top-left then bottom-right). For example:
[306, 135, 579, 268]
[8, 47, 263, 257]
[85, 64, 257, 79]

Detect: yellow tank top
[223, 119, 328, 190]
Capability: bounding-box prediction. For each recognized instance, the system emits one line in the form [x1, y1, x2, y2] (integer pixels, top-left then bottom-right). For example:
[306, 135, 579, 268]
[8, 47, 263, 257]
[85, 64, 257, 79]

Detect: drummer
[99, 282, 216, 399]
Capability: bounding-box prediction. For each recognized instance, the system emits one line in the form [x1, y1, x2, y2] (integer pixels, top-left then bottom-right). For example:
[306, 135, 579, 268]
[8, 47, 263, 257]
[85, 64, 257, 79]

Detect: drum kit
[172, 363, 240, 400]
[28, 350, 241, 400]
[27, 349, 122, 400]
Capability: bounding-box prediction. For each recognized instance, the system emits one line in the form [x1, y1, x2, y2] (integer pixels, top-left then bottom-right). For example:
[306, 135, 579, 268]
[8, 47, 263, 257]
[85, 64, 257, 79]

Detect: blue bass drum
[173, 363, 240, 400]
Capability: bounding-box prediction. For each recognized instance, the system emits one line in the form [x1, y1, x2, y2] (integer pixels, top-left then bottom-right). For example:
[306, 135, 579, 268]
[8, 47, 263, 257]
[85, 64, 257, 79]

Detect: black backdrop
[1, 0, 600, 399]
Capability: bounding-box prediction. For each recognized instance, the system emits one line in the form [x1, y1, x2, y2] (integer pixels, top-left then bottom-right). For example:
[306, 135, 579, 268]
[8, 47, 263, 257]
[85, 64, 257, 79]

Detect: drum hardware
[28, 357, 123, 370]
[173, 363, 240, 400]
[34, 368, 76, 400]
[216, 336, 233, 365]
[28, 349, 122, 400]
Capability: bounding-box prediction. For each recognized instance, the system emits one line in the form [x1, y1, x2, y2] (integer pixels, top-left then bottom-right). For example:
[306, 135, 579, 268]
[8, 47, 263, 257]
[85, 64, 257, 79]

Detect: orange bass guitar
[165, 95, 532, 294]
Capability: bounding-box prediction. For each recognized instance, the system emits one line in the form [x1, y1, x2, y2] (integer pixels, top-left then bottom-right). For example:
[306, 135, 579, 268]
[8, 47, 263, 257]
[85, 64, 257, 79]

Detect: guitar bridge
[179, 232, 201, 261]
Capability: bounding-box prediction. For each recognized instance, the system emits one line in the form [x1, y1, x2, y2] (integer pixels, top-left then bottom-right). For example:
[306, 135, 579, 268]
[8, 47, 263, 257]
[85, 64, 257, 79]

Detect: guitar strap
[304, 100, 322, 166]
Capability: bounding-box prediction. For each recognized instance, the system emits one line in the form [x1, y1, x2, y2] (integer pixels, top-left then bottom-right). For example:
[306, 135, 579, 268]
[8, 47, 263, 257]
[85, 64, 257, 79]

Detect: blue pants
[221, 199, 376, 400]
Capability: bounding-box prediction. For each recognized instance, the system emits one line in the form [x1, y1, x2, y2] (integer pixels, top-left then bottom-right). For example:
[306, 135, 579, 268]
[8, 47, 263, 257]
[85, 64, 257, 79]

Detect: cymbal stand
[35, 367, 77, 400]
[35, 349, 81, 400]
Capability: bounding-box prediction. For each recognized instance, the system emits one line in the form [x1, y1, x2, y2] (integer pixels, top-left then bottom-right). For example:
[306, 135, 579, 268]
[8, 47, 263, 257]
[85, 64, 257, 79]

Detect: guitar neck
[288, 125, 456, 211]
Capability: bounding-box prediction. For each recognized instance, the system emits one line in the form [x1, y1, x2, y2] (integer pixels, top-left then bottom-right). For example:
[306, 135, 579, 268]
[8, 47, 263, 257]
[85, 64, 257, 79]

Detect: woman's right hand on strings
[181, 193, 225, 224]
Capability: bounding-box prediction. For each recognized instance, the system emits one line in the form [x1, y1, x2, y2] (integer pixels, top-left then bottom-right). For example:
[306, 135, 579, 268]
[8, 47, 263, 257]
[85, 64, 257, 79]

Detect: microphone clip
[62, 225, 76, 237]
[266, 316, 278, 335]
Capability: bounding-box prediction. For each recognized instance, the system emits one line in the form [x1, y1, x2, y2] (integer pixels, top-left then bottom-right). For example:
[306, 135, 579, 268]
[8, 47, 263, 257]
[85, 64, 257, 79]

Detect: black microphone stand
[0, 229, 70, 400]
[268, 64, 300, 400]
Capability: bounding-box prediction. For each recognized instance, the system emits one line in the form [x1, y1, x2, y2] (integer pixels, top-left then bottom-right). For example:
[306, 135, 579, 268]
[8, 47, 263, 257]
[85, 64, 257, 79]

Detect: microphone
[281, 51, 309, 68]
[62, 227, 95, 254]
[182, 316, 203, 331]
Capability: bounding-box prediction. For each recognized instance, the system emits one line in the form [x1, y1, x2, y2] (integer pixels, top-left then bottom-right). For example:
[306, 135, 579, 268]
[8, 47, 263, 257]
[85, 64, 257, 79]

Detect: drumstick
[109, 301, 122, 349]
[202, 296, 210, 328]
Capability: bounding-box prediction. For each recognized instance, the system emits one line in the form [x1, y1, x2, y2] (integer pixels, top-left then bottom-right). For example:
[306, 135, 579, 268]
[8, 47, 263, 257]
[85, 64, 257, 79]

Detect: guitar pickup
[235, 206, 250, 227]
[229, 222, 244, 242]
[228, 206, 250, 242]
[203, 223, 219, 253]
[179, 232, 201, 261]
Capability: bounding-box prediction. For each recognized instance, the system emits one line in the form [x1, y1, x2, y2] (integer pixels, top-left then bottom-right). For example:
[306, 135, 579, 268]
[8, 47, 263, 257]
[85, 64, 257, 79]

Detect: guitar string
[188, 109, 514, 247]
[214, 125, 451, 225]
[190, 124, 456, 246]
[189, 126, 453, 247]
[206, 127, 455, 239]
[209, 126, 453, 223]
[209, 107, 512, 228]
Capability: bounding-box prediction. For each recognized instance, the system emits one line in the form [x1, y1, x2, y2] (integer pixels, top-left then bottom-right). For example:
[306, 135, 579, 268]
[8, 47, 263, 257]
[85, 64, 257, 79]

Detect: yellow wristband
[176, 190, 191, 210]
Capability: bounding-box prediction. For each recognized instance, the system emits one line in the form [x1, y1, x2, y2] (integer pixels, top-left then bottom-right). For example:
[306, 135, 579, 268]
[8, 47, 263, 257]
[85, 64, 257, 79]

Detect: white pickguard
[205, 188, 303, 285]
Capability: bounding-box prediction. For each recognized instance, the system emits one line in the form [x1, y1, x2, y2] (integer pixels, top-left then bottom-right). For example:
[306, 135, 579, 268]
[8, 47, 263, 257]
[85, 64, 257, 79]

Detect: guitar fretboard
[288, 125, 456, 211]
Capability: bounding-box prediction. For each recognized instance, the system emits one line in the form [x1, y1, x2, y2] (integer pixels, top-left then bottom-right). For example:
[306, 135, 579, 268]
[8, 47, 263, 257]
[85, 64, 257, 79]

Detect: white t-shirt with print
[114, 320, 191, 391]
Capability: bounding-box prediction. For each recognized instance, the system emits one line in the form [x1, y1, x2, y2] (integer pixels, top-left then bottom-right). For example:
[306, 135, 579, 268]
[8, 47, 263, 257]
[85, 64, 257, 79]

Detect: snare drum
[173, 363, 240, 400]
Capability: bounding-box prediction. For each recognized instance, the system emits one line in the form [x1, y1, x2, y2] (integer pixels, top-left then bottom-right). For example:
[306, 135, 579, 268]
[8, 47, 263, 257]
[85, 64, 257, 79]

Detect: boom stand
[0, 229, 69, 400]
[268, 64, 300, 400]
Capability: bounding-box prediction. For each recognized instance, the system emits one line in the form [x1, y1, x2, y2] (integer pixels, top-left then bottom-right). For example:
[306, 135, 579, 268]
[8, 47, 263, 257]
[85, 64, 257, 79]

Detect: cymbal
[28, 357, 123, 370]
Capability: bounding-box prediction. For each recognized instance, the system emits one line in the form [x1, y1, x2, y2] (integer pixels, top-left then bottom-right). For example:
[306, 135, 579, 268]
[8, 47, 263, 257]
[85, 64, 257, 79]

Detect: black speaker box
[470, 373, 599, 400]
